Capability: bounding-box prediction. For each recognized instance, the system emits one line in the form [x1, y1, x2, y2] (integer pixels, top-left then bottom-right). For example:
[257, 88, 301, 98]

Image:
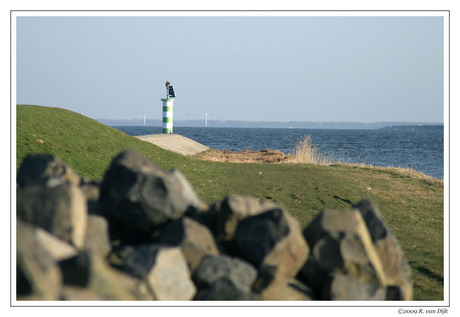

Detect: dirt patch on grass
[195, 149, 290, 164]
[195, 135, 336, 165]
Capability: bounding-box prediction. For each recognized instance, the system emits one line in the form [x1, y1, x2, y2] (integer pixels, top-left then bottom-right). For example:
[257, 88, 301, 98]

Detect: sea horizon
[98, 118, 443, 130]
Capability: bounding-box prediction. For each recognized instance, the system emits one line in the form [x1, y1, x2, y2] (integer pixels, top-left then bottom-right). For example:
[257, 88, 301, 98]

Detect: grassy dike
[16, 105, 444, 300]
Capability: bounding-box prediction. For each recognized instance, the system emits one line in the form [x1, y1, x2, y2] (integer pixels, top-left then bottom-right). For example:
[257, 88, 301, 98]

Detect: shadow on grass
[331, 195, 353, 206]
[414, 265, 444, 285]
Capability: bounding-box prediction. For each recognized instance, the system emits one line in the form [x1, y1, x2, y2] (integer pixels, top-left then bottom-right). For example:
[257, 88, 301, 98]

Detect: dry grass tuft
[287, 135, 442, 183]
[288, 135, 338, 165]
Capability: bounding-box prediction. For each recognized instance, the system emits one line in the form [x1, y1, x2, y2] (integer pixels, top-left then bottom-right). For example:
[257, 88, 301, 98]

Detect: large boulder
[17, 154, 80, 188]
[301, 208, 387, 300]
[234, 206, 309, 280]
[354, 199, 413, 300]
[17, 183, 88, 249]
[211, 195, 309, 279]
[123, 244, 196, 300]
[99, 149, 207, 243]
[158, 217, 219, 272]
[214, 195, 281, 241]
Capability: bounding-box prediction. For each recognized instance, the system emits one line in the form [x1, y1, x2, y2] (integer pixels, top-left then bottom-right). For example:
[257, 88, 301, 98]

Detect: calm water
[114, 125, 444, 180]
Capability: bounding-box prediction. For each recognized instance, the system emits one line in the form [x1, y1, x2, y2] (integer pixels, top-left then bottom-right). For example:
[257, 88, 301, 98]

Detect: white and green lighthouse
[162, 81, 176, 134]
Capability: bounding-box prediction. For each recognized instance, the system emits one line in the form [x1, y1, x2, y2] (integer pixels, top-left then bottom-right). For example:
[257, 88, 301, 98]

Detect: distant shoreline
[97, 119, 443, 130]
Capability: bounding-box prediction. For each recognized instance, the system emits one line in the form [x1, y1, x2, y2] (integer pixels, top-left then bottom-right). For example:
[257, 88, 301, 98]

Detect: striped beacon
[162, 81, 176, 134]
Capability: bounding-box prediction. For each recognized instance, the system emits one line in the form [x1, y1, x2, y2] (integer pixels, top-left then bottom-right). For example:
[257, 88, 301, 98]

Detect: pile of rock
[16, 149, 412, 301]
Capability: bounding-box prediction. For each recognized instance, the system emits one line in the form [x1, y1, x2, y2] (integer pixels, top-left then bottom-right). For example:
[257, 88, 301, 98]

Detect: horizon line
[95, 118, 443, 125]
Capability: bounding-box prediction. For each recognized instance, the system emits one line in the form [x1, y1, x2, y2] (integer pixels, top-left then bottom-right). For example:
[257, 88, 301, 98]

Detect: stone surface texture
[15, 150, 413, 301]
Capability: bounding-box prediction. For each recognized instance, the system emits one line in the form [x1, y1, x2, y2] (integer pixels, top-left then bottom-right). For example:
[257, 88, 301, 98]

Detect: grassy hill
[16, 104, 444, 300]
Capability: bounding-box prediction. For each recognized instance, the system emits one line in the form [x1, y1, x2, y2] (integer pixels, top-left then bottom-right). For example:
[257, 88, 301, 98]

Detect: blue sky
[15, 13, 445, 123]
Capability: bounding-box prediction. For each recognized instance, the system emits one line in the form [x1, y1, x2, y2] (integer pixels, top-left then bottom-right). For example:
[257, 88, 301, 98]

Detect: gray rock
[158, 217, 219, 272]
[17, 154, 80, 188]
[235, 207, 309, 279]
[106, 245, 135, 270]
[59, 251, 92, 287]
[185, 208, 219, 237]
[84, 215, 111, 257]
[79, 179, 103, 216]
[16, 221, 62, 300]
[17, 183, 88, 248]
[123, 244, 196, 300]
[60, 279, 153, 301]
[253, 274, 315, 301]
[170, 169, 208, 211]
[235, 208, 289, 266]
[79, 179, 100, 201]
[193, 254, 257, 293]
[326, 273, 385, 300]
[301, 208, 387, 299]
[58, 251, 153, 300]
[33, 227, 78, 262]
[354, 199, 413, 300]
[99, 149, 206, 243]
[215, 195, 281, 241]
[194, 278, 259, 300]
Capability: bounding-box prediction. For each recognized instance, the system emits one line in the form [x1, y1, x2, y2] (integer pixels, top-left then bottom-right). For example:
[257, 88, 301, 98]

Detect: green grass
[16, 104, 444, 301]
